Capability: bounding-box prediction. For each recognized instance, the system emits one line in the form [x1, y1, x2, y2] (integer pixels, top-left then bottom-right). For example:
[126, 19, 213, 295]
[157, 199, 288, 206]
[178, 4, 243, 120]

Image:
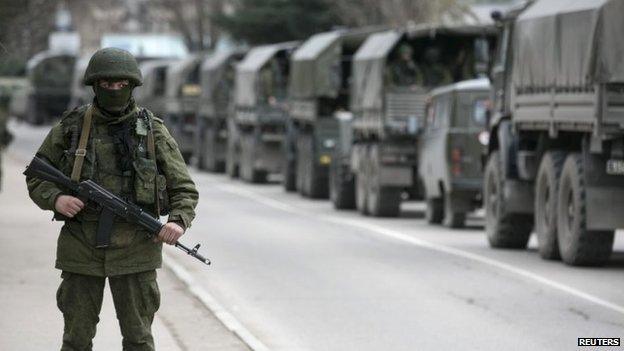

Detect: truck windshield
[455, 93, 489, 128]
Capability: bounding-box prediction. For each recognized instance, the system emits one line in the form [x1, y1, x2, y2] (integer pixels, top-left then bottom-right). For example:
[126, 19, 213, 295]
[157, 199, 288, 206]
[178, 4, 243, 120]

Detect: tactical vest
[64, 105, 167, 220]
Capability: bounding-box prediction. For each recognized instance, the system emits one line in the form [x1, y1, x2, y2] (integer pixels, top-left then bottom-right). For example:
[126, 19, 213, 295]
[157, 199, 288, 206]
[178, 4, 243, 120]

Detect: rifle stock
[24, 156, 210, 266]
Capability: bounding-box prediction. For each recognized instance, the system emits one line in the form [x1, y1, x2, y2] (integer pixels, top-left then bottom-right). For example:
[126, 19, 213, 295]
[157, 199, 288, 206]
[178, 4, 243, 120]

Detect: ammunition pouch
[133, 157, 157, 206]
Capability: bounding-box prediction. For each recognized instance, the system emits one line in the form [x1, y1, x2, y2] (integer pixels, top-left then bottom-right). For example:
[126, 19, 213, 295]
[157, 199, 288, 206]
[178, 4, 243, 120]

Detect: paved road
[8, 121, 624, 350]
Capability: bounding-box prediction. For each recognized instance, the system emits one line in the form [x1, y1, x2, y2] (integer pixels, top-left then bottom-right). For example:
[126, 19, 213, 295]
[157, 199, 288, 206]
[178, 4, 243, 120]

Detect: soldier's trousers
[56, 270, 160, 351]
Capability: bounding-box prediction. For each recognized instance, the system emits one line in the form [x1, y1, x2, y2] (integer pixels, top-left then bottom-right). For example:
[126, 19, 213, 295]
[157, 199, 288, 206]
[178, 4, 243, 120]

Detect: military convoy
[9, 0, 620, 266]
[484, 0, 623, 266]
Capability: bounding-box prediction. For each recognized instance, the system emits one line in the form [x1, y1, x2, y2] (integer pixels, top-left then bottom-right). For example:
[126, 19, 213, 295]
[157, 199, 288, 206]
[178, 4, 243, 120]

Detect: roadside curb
[163, 253, 270, 351]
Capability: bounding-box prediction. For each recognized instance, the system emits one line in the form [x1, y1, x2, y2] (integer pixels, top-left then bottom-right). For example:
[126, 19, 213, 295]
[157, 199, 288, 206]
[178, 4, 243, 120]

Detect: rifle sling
[71, 106, 93, 182]
[145, 111, 160, 216]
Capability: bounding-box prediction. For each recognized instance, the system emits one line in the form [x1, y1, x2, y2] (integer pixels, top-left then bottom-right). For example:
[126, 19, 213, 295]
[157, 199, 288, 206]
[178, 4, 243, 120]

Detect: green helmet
[83, 48, 143, 86]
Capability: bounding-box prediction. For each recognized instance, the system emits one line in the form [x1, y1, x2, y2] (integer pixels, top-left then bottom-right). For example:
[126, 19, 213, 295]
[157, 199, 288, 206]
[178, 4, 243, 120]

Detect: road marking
[213, 182, 624, 316]
[163, 253, 270, 351]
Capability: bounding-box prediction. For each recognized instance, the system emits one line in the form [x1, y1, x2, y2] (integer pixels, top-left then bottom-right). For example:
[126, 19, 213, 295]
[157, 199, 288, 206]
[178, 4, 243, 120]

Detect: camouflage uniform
[26, 48, 198, 351]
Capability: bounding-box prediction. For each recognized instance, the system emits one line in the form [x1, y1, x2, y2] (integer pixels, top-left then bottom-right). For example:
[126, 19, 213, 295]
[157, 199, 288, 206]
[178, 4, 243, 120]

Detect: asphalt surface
[6, 121, 624, 350]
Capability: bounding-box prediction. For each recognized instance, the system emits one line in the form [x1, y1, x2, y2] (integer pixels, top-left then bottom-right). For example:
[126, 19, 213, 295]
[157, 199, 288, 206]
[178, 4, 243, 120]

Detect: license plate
[606, 159, 624, 175]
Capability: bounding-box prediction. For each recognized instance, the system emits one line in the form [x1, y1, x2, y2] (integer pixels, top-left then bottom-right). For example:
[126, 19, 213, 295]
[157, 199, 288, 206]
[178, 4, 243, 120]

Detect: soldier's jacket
[27, 100, 198, 277]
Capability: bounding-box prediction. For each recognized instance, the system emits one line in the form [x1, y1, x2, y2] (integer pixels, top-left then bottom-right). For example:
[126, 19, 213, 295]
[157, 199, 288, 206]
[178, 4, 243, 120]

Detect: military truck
[134, 59, 175, 119]
[195, 50, 247, 172]
[485, 0, 623, 266]
[23, 51, 76, 124]
[286, 28, 384, 198]
[164, 55, 204, 163]
[419, 78, 490, 228]
[229, 42, 299, 183]
[68, 54, 95, 109]
[340, 23, 495, 217]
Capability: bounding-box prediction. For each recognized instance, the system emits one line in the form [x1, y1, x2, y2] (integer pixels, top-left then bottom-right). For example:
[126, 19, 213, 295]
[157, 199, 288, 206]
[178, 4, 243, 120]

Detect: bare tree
[152, 0, 226, 51]
[333, 0, 465, 27]
[0, 0, 60, 72]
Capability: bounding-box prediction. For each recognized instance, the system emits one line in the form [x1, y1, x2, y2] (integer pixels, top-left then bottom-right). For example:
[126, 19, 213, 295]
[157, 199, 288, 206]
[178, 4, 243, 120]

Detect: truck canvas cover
[289, 31, 343, 100]
[166, 55, 202, 98]
[235, 42, 298, 107]
[351, 20, 494, 112]
[513, 0, 624, 90]
[352, 30, 403, 111]
[199, 50, 245, 115]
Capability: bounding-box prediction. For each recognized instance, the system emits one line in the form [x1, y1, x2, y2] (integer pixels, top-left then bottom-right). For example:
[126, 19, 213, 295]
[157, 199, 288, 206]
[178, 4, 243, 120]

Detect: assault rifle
[24, 156, 210, 266]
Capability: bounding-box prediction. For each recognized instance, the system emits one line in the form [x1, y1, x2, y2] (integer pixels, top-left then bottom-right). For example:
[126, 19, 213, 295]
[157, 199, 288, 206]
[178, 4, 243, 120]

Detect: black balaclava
[93, 84, 134, 114]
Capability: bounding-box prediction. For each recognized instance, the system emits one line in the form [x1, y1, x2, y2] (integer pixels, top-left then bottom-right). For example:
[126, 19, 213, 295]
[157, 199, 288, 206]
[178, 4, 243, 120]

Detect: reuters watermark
[578, 338, 620, 347]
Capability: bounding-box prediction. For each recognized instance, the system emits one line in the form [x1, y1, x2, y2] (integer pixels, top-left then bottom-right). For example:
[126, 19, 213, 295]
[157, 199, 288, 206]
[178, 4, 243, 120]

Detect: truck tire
[330, 160, 355, 210]
[443, 193, 466, 228]
[283, 121, 297, 191]
[367, 145, 400, 217]
[283, 158, 297, 192]
[297, 132, 327, 198]
[484, 151, 532, 248]
[355, 147, 369, 215]
[240, 132, 266, 184]
[296, 133, 310, 196]
[226, 140, 239, 179]
[557, 153, 614, 266]
[226, 149, 239, 178]
[534, 151, 566, 260]
[199, 124, 225, 172]
[425, 198, 443, 224]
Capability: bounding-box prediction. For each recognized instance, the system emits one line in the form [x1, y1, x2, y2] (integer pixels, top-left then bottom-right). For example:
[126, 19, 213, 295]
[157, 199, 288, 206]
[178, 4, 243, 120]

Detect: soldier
[386, 44, 423, 87]
[26, 48, 199, 351]
[421, 47, 453, 87]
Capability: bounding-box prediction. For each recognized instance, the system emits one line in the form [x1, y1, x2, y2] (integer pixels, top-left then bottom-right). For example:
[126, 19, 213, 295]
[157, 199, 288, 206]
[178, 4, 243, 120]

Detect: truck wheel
[557, 153, 614, 266]
[367, 145, 400, 217]
[443, 193, 466, 228]
[425, 198, 443, 224]
[534, 151, 566, 260]
[296, 133, 310, 196]
[297, 132, 327, 198]
[484, 151, 532, 248]
[283, 159, 297, 192]
[240, 132, 265, 183]
[200, 125, 224, 172]
[355, 150, 369, 215]
[226, 138, 239, 179]
[195, 124, 207, 170]
[330, 161, 355, 210]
